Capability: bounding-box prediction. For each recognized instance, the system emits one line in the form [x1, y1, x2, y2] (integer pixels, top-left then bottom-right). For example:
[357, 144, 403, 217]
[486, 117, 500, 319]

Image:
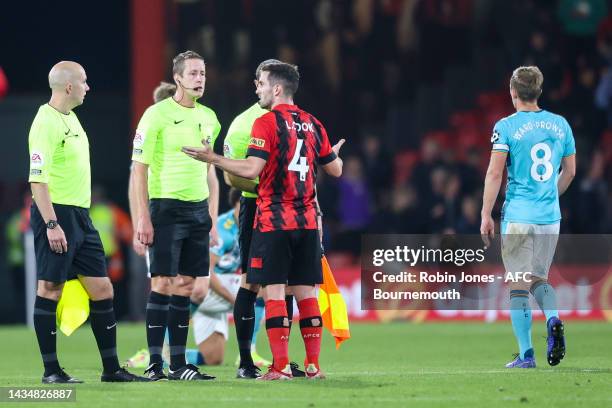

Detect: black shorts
[31, 203, 107, 283]
[238, 196, 257, 274]
[148, 198, 211, 278]
[247, 229, 322, 286]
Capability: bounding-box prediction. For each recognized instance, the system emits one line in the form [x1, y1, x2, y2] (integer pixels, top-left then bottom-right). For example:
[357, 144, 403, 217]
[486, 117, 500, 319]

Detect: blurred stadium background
[0, 0, 611, 326]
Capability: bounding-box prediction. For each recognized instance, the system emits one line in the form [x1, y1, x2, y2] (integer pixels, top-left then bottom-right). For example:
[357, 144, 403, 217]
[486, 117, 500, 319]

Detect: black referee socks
[89, 298, 121, 374]
[34, 296, 61, 376]
[146, 291, 170, 365]
[168, 295, 191, 370]
[233, 288, 258, 367]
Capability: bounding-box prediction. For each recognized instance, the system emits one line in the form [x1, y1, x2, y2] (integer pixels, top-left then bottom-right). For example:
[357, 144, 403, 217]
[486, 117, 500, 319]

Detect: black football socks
[89, 299, 121, 373]
[34, 296, 60, 376]
[168, 295, 190, 370]
[146, 291, 170, 365]
[234, 288, 258, 367]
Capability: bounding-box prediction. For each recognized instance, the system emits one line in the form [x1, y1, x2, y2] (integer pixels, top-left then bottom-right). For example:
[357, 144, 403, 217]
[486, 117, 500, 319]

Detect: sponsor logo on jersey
[249, 137, 265, 148]
[491, 130, 500, 143]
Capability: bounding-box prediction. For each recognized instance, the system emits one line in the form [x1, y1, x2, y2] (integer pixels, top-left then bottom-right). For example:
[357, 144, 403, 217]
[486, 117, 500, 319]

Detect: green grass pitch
[0, 321, 610, 407]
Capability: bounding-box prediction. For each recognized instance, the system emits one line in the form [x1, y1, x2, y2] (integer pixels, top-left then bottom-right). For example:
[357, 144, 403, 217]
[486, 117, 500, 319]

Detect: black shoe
[290, 362, 305, 377]
[144, 363, 167, 381]
[168, 364, 215, 381]
[236, 364, 261, 379]
[101, 367, 151, 382]
[42, 368, 83, 384]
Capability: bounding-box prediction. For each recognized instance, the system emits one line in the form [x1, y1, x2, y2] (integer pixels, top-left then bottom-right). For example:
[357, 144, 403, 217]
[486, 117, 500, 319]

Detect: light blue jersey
[491, 110, 576, 224]
[210, 209, 240, 274]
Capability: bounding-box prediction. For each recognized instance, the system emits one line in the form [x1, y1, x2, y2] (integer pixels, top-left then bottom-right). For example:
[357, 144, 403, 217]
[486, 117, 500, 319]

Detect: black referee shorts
[247, 229, 322, 286]
[238, 196, 257, 275]
[148, 198, 211, 278]
[31, 203, 107, 283]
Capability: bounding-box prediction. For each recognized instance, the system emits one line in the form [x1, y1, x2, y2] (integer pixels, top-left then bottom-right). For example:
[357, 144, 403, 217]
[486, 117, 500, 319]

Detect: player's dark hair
[172, 50, 205, 76]
[510, 66, 543, 102]
[261, 63, 300, 97]
[255, 59, 282, 79]
[228, 188, 241, 207]
[153, 81, 176, 103]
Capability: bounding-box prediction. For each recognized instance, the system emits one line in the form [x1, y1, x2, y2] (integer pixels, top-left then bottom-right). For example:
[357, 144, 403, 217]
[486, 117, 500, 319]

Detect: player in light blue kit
[480, 66, 576, 368]
[186, 188, 269, 366]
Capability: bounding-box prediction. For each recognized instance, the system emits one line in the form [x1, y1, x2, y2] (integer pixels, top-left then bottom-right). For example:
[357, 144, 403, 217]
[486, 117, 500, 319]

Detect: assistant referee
[29, 61, 147, 383]
[131, 50, 220, 381]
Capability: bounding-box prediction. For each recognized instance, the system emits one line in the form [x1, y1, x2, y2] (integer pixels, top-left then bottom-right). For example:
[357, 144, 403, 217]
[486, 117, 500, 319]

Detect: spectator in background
[558, 0, 607, 37]
[566, 55, 606, 141]
[557, 0, 608, 58]
[90, 186, 133, 319]
[360, 131, 393, 206]
[597, 12, 612, 64]
[455, 147, 484, 195]
[372, 185, 426, 234]
[415, 0, 473, 83]
[411, 138, 443, 197]
[416, 163, 464, 233]
[574, 151, 608, 232]
[315, 170, 339, 251]
[523, 30, 568, 109]
[594, 61, 612, 126]
[455, 194, 481, 234]
[441, 173, 463, 233]
[4, 192, 31, 323]
[423, 166, 449, 233]
[336, 155, 371, 253]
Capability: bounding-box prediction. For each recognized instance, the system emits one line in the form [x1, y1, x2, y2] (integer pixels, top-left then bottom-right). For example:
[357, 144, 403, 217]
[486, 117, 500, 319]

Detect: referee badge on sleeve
[133, 131, 145, 155]
[30, 152, 44, 168]
[30, 152, 44, 175]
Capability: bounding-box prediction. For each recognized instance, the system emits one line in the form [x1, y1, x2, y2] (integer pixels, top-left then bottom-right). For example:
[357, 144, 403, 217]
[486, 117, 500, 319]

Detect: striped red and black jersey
[246, 104, 336, 232]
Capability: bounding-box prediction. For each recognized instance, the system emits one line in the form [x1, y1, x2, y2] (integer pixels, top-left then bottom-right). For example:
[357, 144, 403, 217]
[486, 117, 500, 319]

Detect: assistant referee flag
[318, 256, 350, 348]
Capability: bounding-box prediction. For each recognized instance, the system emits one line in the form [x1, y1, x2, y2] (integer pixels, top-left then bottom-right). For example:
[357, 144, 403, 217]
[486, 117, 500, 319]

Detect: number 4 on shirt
[288, 139, 309, 181]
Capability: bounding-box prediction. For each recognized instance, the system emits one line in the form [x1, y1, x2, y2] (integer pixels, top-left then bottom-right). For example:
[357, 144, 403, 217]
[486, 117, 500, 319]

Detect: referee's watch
[46, 220, 58, 229]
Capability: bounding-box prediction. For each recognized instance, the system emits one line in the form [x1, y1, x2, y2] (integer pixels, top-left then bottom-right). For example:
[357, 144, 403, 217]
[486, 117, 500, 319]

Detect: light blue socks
[510, 290, 533, 359]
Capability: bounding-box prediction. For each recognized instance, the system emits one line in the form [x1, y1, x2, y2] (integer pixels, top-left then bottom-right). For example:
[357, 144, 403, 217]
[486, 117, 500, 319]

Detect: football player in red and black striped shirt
[182, 62, 344, 380]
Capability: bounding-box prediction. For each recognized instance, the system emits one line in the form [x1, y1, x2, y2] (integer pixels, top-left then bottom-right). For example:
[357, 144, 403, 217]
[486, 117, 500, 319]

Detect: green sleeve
[211, 114, 221, 149]
[223, 122, 249, 159]
[28, 110, 60, 184]
[132, 106, 160, 165]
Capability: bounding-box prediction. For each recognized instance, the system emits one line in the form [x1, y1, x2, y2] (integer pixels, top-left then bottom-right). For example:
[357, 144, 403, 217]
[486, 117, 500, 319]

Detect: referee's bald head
[48, 61, 84, 90]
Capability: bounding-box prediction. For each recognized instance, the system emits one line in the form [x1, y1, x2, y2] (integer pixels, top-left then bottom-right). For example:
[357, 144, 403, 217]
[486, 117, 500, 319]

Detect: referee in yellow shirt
[131, 51, 219, 381]
[28, 61, 147, 383]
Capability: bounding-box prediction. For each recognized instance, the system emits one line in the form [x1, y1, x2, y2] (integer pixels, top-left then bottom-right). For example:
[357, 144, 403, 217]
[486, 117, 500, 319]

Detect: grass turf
[0, 321, 610, 407]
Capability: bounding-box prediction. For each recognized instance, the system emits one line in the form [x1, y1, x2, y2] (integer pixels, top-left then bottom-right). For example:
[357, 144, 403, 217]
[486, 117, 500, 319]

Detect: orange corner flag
[318, 255, 350, 348]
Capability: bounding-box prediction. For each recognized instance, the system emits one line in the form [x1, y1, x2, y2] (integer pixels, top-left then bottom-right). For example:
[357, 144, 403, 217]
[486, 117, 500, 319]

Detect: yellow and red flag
[318, 255, 350, 348]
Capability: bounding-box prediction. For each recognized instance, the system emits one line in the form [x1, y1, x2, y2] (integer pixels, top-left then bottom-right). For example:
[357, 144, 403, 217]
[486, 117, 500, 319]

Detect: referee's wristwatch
[46, 220, 59, 229]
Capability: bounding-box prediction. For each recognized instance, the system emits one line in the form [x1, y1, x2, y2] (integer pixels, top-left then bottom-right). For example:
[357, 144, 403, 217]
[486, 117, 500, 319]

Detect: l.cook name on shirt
[285, 120, 314, 132]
